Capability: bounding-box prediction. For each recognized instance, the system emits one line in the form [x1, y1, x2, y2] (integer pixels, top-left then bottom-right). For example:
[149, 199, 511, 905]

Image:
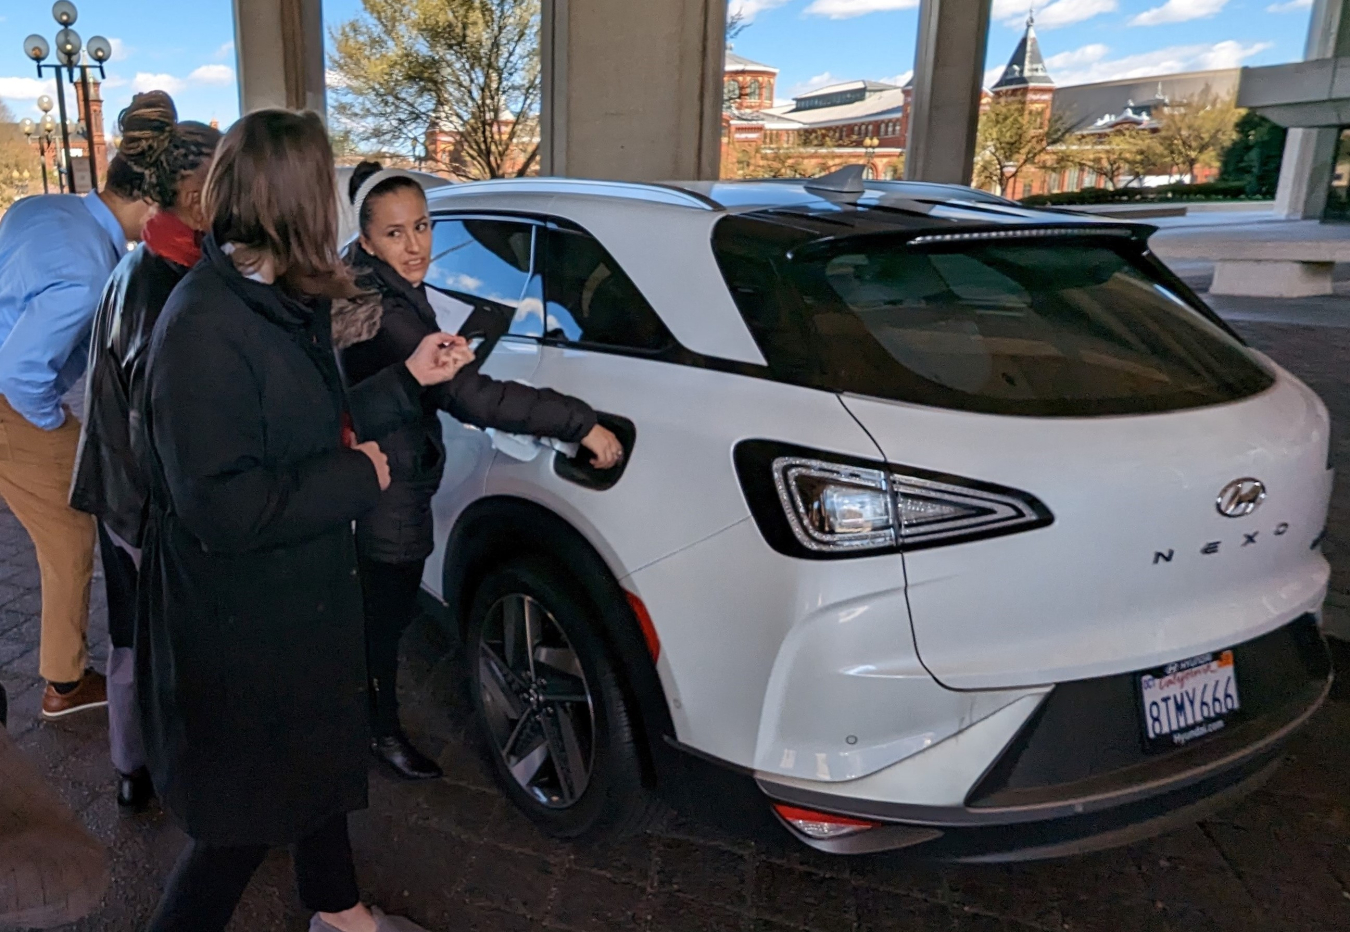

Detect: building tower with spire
[990, 12, 1056, 125]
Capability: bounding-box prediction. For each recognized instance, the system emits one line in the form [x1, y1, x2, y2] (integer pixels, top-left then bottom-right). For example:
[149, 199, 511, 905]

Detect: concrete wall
[540, 0, 726, 180]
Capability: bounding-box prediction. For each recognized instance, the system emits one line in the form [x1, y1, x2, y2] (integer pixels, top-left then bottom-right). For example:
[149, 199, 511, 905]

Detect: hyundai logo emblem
[1217, 478, 1266, 518]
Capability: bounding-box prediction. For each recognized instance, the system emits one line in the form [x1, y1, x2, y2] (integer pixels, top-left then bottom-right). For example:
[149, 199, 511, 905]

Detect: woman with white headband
[334, 161, 622, 780]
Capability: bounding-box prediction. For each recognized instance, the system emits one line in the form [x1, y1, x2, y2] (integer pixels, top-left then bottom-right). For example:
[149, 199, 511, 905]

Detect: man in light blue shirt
[0, 180, 153, 713]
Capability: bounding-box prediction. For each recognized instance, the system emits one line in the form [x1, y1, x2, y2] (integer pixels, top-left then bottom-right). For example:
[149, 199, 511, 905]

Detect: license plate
[1138, 650, 1240, 752]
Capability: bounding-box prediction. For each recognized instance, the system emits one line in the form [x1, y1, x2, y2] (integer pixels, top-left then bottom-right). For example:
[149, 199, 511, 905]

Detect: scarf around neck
[143, 211, 204, 268]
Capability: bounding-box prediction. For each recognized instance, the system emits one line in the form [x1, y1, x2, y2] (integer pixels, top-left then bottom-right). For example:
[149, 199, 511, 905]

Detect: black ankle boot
[372, 731, 443, 781]
[117, 767, 155, 812]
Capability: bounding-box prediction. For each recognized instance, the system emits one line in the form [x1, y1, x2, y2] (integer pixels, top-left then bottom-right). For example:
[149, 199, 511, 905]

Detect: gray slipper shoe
[308, 907, 431, 932]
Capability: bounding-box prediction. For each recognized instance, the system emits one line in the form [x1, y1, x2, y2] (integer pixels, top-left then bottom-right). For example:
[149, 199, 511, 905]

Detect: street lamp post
[19, 98, 60, 195]
[22, 3, 113, 194]
[863, 135, 881, 179]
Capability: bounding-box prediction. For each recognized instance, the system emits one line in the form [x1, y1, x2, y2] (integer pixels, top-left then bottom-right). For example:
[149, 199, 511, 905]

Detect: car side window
[428, 218, 542, 336]
[540, 227, 675, 352]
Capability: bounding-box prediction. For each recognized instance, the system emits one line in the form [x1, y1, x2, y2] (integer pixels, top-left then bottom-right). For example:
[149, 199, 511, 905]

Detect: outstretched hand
[406, 332, 474, 387]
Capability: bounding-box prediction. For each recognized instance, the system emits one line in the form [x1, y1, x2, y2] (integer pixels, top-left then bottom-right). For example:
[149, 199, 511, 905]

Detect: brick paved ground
[2, 272, 1349, 932]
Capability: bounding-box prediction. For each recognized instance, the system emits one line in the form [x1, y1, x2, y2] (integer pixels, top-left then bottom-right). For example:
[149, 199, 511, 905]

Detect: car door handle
[553, 413, 635, 491]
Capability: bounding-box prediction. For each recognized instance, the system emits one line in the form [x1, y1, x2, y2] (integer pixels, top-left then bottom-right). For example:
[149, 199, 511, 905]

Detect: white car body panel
[625, 515, 1042, 781]
[842, 367, 1333, 690]
[481, 345, 879, 580]
[758, 693, 1049, 808]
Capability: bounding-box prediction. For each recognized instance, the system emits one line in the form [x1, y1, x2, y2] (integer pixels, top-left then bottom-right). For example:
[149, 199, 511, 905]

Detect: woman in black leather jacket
[70, 100, 220, 812]
[337, 162, 622, 780]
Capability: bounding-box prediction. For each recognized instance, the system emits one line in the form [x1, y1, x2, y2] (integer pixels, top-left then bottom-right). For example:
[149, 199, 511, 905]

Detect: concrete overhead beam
[1237, 57, 1350, 127]
[232, 0, 327, 116]
[540, 0, 726, 180]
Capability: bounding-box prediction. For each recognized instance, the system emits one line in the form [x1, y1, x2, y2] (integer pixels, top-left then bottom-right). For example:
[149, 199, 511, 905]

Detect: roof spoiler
[804, 164, 867, 196]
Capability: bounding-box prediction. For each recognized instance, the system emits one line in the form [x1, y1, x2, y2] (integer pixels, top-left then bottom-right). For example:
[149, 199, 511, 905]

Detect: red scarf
[142, 211, 204, 268]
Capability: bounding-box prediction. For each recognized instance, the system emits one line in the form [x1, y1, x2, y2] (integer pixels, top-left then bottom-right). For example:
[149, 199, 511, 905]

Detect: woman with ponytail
[70, 91, 222, 813]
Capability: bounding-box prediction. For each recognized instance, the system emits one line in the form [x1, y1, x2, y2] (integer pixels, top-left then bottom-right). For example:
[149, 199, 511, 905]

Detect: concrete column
[1272, 0, 1349, 219]
[904, 0, 991, 186]
[541, 0, 725, 180]
[1274, 127, 1340, 219]
[232, 0, 327, 117]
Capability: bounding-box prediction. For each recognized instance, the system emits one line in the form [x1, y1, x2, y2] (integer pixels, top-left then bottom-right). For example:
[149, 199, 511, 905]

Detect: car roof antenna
[804, 164, 867, 196]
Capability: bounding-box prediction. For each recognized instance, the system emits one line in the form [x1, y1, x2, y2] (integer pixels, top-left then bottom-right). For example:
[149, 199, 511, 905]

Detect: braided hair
[104, 91, 221, 207]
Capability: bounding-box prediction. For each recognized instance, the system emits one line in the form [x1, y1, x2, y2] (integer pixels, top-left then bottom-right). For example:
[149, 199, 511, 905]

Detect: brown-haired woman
[71, 92, 222, 815]
[136, 110, 459, 932]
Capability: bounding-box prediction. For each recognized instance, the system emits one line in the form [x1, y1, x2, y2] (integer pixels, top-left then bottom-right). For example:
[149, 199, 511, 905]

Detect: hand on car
[406, 332, 472, 386]
[581, 424, 623, 469]
[354, 440, 391, 490]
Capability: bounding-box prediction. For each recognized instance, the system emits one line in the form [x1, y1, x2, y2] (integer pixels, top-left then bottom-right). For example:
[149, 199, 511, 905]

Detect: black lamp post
[23, 2, 113, 194]
[19, 98, 59, 195]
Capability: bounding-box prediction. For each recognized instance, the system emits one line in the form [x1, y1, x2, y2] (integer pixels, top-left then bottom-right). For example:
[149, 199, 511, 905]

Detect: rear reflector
[624, 591, 661, 662]
[772, 803, 879, 840]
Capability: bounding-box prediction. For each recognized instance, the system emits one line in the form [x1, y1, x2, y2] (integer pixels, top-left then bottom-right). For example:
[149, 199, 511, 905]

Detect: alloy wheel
[476, 593, 596, 809]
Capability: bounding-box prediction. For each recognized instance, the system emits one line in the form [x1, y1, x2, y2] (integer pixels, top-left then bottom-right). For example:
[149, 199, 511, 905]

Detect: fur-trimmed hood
[330, 288, 384, 350]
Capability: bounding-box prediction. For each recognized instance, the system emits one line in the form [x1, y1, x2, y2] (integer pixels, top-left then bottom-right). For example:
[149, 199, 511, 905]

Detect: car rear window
[712, 215, 1274, 417]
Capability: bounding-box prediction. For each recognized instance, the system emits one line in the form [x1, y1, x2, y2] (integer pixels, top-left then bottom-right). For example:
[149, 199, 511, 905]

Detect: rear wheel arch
[441, 496, 677, 783]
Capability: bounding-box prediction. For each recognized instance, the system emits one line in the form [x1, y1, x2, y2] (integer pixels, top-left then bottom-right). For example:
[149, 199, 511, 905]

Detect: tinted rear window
[712, 215, 1273, 417]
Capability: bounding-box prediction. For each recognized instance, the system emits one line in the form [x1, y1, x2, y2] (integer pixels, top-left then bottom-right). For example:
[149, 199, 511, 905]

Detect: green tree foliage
[1219, 110, 1287, 197]
[329, 0, 540, 180]
[974, 99, 1070, 198]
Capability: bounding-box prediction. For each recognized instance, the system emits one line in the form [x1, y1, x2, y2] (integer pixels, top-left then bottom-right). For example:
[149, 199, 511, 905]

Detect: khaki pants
[0, 398, 93, 683]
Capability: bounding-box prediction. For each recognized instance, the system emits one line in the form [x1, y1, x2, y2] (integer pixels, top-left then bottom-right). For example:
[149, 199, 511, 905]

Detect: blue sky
[0, 0, 1318, 130]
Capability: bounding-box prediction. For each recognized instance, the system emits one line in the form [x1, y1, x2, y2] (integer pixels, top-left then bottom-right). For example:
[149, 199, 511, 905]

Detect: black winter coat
[71, 245, 188, 548]
[338, 247, 597, 565]
[135, 237, 424, 846]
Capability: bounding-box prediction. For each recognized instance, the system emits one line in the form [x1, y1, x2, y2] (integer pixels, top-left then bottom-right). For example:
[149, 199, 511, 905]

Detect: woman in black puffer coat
[337, 162, 622, 780]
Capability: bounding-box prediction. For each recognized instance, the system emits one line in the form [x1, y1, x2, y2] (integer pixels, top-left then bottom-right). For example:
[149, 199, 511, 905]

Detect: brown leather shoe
[41, 671, 108, 721]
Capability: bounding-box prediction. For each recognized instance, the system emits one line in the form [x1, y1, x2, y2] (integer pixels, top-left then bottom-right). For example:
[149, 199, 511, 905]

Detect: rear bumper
[758, 616, 1332, 860]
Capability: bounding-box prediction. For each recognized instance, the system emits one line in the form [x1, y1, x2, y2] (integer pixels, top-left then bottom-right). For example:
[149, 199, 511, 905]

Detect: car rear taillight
[771, 803, 879, 840]
[735, 441, 1052, 559]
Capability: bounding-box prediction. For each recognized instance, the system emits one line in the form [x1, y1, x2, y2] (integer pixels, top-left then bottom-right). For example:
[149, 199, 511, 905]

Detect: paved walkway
[1, 286, 1349, 931]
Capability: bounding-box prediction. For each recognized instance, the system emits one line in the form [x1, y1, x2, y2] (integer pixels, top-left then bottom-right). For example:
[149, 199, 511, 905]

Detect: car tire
[466, 556, 662, 841]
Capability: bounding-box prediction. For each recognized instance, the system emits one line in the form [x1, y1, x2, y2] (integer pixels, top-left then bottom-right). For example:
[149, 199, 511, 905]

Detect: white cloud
[108, 38, 130, 61]
[983, 64, 1008, 88]
[879, 69, 913, 87]
[1131, 0, 1229, 26]
[787, 71, 841, 98]
[728, 0, 791, 21]
[189, 64, 235, 86]
[1044, 43, 1111, 70]
[993, 0, 1119, 28]
[132, 72, 186, 94]
[1050, 39, 1272, 85]
[804, 0, 920, 18]
[1265, 0, 1311, 10]
[215, 41, 235, 60]
[0, 77, 55, 101]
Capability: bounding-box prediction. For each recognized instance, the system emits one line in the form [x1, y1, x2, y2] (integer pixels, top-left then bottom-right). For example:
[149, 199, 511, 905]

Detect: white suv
[414, 173, 1334, 860]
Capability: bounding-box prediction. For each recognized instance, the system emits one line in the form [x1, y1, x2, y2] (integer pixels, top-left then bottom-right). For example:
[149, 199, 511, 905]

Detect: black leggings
[359, 557, 426, 737]
[146, 813, 360, 932]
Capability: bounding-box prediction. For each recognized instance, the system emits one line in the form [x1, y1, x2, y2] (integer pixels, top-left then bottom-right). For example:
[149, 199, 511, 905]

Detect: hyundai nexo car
[409, 170, 1334, 860]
